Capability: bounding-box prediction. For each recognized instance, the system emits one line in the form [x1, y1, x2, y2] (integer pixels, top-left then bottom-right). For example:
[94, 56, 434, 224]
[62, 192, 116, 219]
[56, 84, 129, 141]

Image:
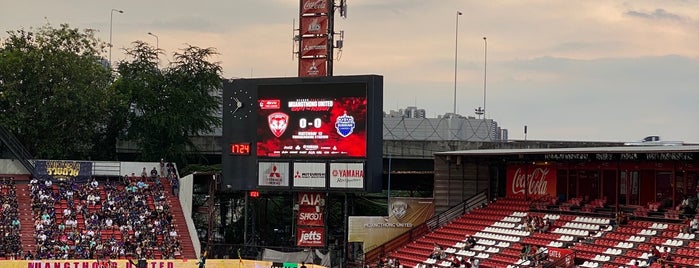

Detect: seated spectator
[464, 235, 476, 249]
[150, 167, 158, 180]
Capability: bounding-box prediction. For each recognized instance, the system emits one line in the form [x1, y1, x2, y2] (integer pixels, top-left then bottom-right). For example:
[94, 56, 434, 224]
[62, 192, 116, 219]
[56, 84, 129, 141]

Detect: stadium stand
[382, 197, 699, 268]
[11, 168, 196, 261]
[0, 177, 22, 259]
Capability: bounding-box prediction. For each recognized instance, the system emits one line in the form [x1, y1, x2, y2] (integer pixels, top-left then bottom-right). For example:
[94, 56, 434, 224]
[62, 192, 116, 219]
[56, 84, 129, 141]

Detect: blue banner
[34, 160, 93, 180]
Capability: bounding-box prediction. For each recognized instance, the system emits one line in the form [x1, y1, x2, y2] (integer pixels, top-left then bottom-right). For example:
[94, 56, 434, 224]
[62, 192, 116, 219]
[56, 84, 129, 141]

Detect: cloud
[625, 8, 687, 22]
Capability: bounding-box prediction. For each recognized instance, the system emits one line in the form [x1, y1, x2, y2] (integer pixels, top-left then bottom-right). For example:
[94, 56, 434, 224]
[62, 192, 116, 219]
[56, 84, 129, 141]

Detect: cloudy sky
[2, 0, 698, 143]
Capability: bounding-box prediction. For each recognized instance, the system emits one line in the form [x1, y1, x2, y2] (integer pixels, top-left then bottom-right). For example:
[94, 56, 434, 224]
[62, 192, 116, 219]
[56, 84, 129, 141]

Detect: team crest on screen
[335, 112, 355, 137]
[268, 112, 289, 138]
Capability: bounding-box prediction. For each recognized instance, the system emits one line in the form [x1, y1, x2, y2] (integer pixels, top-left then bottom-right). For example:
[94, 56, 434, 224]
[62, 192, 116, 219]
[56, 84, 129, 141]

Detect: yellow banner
[2, 259, 325, 268]
[348, 197, 434, 252]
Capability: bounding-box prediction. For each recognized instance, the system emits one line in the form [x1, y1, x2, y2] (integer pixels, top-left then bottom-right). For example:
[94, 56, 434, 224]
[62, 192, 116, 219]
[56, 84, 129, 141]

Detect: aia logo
[268, 112, 289, 138]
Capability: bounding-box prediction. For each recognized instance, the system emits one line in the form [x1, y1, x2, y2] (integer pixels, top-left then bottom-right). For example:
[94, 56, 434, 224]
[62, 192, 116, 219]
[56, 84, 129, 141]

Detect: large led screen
[257, 83, 367, 158]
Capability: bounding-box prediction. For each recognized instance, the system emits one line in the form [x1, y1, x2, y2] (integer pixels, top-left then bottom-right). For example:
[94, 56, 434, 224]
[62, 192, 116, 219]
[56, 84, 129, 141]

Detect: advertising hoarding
[329, 162, 364, 189]
[505, 165, 557, 198]
[258, 162, 290, 187]
[297, 226, 325, 247]
[293, 162, 327, 188]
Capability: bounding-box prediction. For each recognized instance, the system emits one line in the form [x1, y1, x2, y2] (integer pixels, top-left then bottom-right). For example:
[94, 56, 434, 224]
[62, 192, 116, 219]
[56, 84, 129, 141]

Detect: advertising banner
[300, 16, 328, 36]
[298, 58, 327, 77]
[301, 0, 329, 15]
[298, 192, 325, 206]
[258, 162, 290, 187]
[6, 259, 325, 268]
[300, 37, 328, 58]
[349, 197, 435, 252]
[548, 247, 574, 266]
[297, 226, 325, 247]
[297, 205, 324, 226]
[34, 160, 93, 180]
[505, 165, 557, 198]
[293, 162, 326, 188]
[329, 162, 364, 189]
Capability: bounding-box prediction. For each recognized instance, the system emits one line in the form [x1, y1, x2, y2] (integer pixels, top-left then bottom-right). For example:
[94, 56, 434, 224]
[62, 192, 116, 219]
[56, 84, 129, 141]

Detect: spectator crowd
[28, 165, 183, 260]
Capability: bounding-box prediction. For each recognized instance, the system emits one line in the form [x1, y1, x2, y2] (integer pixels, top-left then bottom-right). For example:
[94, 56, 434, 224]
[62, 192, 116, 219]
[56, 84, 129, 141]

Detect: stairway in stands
[15, 182, 36, 255]
[162, 178, 197, 260]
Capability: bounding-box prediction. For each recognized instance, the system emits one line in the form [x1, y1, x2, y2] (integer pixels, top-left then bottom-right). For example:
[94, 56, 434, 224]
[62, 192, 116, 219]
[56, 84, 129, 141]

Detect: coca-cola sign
[301, 0, 329, 14]
[297, 226, 325, 247]
[506, 165, 557, 198]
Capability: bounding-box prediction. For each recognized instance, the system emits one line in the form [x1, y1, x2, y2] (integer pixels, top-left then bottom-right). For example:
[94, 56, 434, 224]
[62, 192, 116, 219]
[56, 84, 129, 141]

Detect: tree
[115, 41, 222, 163]
[0, 24, 113, 159]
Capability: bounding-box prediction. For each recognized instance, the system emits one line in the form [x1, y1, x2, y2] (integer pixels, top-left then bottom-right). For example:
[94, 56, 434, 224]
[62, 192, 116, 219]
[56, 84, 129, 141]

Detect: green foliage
[115, 41, 222, 164]
[0, 24, 112, 159]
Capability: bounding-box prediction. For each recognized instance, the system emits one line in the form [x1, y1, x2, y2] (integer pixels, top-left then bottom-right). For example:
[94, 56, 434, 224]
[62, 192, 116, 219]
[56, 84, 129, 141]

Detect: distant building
[385, 106, 426, 118]
[383, 106, 507, 141]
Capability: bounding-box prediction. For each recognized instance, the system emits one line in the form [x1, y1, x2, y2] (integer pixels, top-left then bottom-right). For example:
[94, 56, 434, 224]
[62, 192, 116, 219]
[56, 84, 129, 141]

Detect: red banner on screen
[506, 165, 557, 198]
[300, 16, 329, 36]
[297, 226, 325, 247]
[298, 205, 324, 226]
[300, 37, 328, 57]
[301, 0, 329, 14]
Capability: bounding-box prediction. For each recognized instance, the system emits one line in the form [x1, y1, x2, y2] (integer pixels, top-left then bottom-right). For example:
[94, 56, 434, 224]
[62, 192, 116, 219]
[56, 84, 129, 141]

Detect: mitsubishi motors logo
[268, 112, 289, 138]
[269, 165, 281, 178]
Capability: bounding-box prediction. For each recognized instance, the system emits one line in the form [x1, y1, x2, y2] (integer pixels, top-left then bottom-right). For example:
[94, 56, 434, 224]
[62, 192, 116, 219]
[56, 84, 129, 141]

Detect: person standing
[197, 251, 207, 268]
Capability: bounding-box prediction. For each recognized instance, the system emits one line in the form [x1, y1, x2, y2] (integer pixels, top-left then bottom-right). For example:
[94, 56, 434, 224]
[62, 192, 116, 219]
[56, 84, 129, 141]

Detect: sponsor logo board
[297, 226, 325, 247]
[329, 162, 364, 189]
[258, 162, 290, 187]
[293, 163, 326, 188]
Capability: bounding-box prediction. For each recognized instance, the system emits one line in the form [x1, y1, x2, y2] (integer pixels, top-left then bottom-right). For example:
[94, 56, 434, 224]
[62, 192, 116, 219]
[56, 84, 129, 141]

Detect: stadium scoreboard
[222, 75, 383, 192]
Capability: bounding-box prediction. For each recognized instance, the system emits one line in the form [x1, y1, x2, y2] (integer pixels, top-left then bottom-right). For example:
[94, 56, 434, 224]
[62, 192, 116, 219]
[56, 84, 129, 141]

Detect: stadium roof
[436, 145, 699, 156]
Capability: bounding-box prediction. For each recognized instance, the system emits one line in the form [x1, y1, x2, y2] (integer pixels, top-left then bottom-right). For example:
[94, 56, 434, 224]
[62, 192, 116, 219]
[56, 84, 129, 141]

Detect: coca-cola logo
[511, 167, 550, 196]
[299, 231, 322, 242]
[303, 0, 327, 11]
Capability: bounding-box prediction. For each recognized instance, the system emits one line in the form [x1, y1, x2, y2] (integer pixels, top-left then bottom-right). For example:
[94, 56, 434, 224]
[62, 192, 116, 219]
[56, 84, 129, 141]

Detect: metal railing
[0, 126, 35, 176]
[362, 190, 489, 267]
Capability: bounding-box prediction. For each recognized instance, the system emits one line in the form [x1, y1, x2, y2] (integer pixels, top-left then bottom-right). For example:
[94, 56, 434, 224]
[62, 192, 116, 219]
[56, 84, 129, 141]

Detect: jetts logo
[268, 112, 289, 138]
[297, 227, 324, 247]
[335, 111, 355, 137]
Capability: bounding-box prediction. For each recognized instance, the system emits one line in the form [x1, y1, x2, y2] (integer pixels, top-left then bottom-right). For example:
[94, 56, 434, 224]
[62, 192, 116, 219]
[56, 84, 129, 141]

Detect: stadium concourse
[379, 197, 699, 268]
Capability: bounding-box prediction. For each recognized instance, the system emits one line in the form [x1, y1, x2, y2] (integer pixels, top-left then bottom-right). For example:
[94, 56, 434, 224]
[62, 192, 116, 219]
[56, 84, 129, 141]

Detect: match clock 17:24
[229, 142, 251, 156]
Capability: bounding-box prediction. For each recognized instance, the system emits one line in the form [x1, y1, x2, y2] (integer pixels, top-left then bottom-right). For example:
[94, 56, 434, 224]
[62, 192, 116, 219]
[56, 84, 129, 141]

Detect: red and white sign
[299, 192, 325, 206]
[300, 16, 329, 36]
[300, 37, 328, 58]
[548, 247, 573, 265]
[300, 0, 329, 15]
[258, 162, 290, 187]
[259, 99, 281, 110]
[299, 58, 327, 77]
[506, 165, 557, 198]
[298, 205, 324, 226]
[329, 163, 364, 189]
[293, 163, 326, 188]
[267, 112, 289, 138]
[297, 226, 325, 247]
